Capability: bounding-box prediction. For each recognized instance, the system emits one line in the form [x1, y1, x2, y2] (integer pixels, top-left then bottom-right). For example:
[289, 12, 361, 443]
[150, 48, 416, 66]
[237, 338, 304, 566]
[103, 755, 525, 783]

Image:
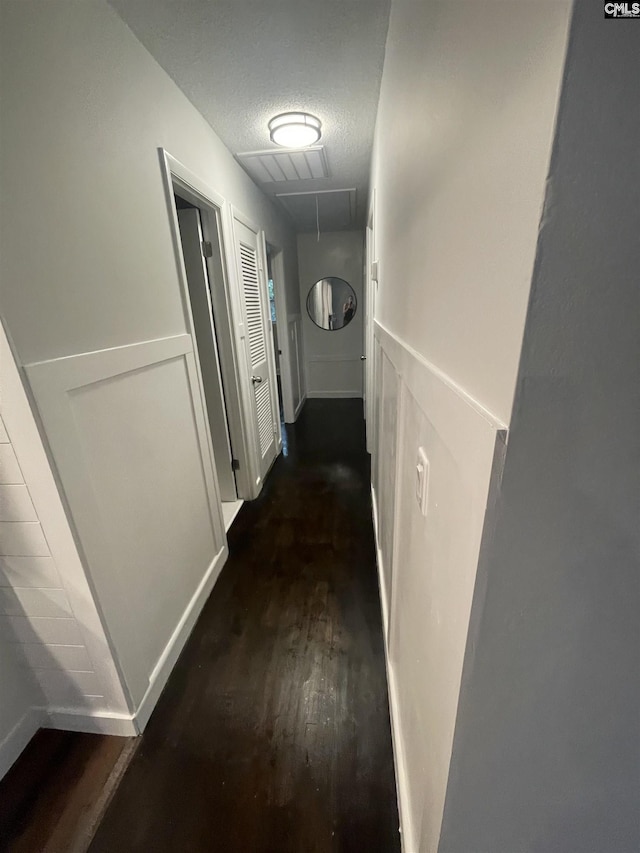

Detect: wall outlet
[416, 447, 429, 517]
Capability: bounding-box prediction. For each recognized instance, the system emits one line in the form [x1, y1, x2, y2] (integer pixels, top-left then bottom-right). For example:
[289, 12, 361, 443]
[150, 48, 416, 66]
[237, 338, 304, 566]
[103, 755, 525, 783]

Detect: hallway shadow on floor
[89, 399, 400, 853]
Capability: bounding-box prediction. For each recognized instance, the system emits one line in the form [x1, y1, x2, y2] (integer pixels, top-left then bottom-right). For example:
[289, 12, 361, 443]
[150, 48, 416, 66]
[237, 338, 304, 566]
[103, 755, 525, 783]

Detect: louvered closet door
[233, 217, 278, 486]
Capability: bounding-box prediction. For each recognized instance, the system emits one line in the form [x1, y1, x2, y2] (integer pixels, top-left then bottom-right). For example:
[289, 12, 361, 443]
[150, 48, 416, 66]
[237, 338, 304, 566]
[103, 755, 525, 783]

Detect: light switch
[416, 447, 429, 516]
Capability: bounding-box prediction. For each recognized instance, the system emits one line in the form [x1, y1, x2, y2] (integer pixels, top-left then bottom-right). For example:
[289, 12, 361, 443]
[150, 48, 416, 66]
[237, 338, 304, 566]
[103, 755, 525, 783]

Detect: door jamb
[263, 240, 293, 426]
[365, 191, 377, 455]
[158, 148, 254, 500]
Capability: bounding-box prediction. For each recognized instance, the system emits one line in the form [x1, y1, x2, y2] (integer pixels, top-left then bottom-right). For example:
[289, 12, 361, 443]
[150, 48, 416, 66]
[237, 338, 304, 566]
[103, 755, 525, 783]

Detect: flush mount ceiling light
[268, 112, 322, 148]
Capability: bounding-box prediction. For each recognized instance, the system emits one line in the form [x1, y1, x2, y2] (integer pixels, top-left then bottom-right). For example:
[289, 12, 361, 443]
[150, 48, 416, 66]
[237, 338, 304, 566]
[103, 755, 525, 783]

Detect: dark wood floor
[0, 729, 135, 852]
[92, 399, 399, 852]
[3, 399, 399, 853]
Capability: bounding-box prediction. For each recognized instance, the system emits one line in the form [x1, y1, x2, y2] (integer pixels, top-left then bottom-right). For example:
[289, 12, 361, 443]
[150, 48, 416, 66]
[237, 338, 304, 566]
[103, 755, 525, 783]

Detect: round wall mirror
[306, 277, 357, 331]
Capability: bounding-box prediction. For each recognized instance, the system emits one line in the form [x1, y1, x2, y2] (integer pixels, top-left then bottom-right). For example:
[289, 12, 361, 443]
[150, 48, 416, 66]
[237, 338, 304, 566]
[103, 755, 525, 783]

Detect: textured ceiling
[108, 0, 391, 232]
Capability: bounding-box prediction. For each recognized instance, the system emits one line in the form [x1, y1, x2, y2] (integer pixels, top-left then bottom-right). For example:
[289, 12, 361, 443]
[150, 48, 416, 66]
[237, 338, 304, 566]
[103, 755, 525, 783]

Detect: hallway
[89, 400, 399, 852]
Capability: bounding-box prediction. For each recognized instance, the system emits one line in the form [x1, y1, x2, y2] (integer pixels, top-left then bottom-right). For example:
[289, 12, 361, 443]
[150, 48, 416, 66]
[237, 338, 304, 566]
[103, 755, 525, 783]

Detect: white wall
[0, 0, 297, 367]
[439, 7, 640, 851]
[0, 0, 298, 730]
[368, 1, 571, 850]
[372, 0, 571, 426]
[297, 231, 364, 398]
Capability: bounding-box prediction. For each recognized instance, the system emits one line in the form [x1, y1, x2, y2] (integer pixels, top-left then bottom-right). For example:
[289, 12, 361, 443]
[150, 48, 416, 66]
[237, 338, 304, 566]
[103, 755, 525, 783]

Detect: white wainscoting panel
[1, 326, 133, 740]
[26, 333, 227, 721]
[371, 320, 507, 853]
[306, 355, 363, 399]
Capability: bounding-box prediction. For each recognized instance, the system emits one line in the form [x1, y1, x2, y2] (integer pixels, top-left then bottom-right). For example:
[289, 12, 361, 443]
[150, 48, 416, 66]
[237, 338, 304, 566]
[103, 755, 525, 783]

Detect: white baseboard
[44, 708, 137, 737]
[292, 393, 307, 421]
[0, 548, 228, 772]
[371, 486, 389, 637]
[135, 544, 228, 732]
[0, 707, 45, 780]
[387, 663, 416, 853]
[306, 390, 363, 399]
[371, 485, 415, 853]
[27, 544, 228, 741]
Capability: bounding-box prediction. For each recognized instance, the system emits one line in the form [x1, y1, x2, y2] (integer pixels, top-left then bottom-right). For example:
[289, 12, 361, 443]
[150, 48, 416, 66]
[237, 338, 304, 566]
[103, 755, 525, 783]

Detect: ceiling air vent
[236, 146, 329, 184]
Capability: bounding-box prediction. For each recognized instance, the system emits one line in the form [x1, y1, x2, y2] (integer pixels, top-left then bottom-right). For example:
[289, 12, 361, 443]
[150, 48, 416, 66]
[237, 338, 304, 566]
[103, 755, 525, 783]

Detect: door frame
[264, 241, 295, 425]
[364, 190, 377, 455]
[228, 206, 282, 491]
[158, 148, 254, 500]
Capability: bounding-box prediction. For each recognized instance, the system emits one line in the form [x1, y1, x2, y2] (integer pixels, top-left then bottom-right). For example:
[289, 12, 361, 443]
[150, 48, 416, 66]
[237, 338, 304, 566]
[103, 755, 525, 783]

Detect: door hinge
[231, 458, 240, 471]
[201, 241, 213, 258]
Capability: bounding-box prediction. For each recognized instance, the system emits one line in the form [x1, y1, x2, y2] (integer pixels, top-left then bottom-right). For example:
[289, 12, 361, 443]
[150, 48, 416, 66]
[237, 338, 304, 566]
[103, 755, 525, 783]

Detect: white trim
[266, 244, 295, 424]
[25, 334, 226, 717]
[387, 665, 416, 853]
[158, 148, 254, 502]
[161, 151, 227, 212]
[37, 547, 226, 736]
[306, 354, 362, 363]
[0, 707, 45, 779]
[375, 320, 507, 431]
[371, 484, 414, 853]
[258, 231, 283, 454]
[371, 325, 507, 853]
[222, 499, 244, 532]
[364, 192, 377, 454]
[294, 393, 307, 420]
[135, 543, 227, 731]
[370, 486, 389, 637]
[44, 709, 137, 737]
[307, 390, 363, 399]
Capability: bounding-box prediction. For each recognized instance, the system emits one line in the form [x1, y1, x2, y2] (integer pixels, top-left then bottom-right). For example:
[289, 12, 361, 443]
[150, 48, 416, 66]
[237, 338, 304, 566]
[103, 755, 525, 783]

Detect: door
[177, 207, 237, 501]
[233, 216, 279, 486]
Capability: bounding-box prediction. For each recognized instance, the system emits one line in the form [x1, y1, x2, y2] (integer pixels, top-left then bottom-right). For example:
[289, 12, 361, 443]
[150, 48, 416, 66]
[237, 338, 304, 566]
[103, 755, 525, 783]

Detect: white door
[233, 216, 279, 487]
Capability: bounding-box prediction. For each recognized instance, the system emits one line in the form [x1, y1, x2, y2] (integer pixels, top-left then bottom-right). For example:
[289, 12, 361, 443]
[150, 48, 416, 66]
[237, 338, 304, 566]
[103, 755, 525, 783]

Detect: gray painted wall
[439, 6, 640, 852]
[298, 231, 364, 398]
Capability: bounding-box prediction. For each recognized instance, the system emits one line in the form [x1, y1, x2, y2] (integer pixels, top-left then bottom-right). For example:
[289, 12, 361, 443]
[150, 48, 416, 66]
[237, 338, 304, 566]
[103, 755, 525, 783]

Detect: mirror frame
[306, 276, 357, 332]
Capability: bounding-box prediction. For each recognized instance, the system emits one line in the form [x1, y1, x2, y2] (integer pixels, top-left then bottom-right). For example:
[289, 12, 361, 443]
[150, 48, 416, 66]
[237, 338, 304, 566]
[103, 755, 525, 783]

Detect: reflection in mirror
[306, 277, 357, 331]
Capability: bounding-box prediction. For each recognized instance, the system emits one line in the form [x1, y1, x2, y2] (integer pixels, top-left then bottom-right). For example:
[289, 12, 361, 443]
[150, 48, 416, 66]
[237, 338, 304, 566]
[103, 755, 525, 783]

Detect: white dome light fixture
[268, 112, 322, 148]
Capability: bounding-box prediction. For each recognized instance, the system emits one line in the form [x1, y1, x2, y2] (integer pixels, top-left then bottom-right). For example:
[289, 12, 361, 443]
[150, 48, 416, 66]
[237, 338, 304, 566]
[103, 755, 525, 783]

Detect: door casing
[158, 148, 256, 499]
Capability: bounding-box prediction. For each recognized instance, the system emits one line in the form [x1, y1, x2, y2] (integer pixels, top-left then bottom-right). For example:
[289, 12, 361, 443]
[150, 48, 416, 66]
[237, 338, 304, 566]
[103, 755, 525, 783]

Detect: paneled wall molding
[307, 391, 362, 399]
[24, 332, 227, 724]
[371, 321, 508, 853]
[306, 354, 361, 363]
[374, 321, 508, 433]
